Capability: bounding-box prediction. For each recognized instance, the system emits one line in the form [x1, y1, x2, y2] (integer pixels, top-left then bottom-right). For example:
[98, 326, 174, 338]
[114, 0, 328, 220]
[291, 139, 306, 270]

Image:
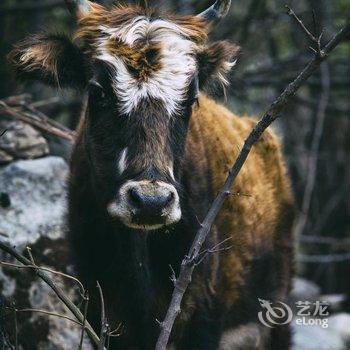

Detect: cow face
[9, 0, 239, 230]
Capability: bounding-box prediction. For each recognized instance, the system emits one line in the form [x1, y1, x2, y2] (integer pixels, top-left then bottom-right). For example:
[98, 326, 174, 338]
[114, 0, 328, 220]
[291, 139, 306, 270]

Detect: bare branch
[285, 6, 319, 42]
[30, 97, 61, 109]
[0, 99, 75, 142]
[155, 15, 350, 350]
[0, 241, 105, 349]
[169, 265, 177, 286]
[13, 307, 18, 350]
[108, 323, 124, 337]
[238, 0, 264, 46]
[293, 62, 330, 239]
[97, 282, 109, 350]
[196, 237, 233, 265]
[15, 309, 82, 326]
[26, 247, 35, 265]
[285, 6, 324, 57]
[310, 179, 350, 236]
[0, 261, 86, 298]
[79, 292, 90, 350]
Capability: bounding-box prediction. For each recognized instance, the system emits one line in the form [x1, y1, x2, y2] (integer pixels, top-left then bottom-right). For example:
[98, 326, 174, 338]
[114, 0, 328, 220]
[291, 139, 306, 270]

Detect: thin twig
[13, 307, 18, 350]
[0, 261, 85, 298]
[26, 247, 35, 265]
[15, 308, 82, 326]
[285, 6, 319, 43]
[21, 102, 74, 135]
[155, 14, 350, 350]
[0, 100, 75, 142]
[97, 282, 109, 350]
[108, 323, 124, 337]
[196, 237, 233, 265]
[285, 6, 323, 57]
[310, 179, 350, 236]
[79, 291, 90, 350]
[30, 97, 61, 109]
[293, 63, 330, 238]
[169, 265, 177, 286]
[0, 241, 105, 349]
[106, 334, 111, 350]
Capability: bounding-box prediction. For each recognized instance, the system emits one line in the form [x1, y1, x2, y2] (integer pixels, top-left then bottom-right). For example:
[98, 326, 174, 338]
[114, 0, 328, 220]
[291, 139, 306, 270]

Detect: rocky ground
[0, 120, 92, 349]
[290, 279, 350, 350]
[0, 119, 349, 349]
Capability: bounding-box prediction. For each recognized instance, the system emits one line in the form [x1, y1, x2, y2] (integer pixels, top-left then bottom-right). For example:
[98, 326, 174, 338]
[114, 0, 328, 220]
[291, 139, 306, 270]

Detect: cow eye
[88, 79, 106, 100]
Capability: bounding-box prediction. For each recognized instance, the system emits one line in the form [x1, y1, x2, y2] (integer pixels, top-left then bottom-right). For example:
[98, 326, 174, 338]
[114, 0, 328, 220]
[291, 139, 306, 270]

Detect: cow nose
[108, 180, 182, 229]
[129, 187, 174, 214]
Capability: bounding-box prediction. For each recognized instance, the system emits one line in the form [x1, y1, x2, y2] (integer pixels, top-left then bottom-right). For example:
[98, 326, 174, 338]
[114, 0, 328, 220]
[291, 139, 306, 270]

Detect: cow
[9, 0, 295, 349]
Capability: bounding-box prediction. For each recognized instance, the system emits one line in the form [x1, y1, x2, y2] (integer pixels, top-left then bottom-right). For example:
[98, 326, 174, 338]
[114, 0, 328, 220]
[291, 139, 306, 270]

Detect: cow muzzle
[107, 180, 181, 230]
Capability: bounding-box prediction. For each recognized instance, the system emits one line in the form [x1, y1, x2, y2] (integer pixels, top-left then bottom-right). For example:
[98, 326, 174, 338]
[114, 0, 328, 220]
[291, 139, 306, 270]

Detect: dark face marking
[85, 60, 199, 230]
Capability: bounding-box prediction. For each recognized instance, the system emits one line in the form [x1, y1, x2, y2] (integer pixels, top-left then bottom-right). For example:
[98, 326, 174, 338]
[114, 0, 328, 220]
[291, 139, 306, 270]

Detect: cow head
[9, 0, 239, 230]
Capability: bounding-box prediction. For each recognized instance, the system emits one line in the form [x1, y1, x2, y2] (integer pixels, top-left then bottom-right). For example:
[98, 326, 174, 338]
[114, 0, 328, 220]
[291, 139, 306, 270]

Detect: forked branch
[285, 5, 324, 57]
[0, 241, 106, 350]
[155, 11, 350, 350]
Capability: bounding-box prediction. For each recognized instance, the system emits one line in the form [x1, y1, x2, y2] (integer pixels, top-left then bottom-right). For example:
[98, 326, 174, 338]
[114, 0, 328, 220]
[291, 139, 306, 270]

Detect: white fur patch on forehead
[96, 17, 198, 115]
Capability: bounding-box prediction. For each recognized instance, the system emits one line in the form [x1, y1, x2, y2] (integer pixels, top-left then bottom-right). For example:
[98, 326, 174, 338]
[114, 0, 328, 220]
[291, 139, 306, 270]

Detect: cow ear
[8, 33, 88, 89]
[197, 41, 240, 87]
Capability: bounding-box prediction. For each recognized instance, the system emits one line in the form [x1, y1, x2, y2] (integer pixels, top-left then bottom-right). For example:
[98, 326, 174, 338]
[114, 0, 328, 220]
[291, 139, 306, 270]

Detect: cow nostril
[129, 188, 143, 208]
[164, 192, 174, 206]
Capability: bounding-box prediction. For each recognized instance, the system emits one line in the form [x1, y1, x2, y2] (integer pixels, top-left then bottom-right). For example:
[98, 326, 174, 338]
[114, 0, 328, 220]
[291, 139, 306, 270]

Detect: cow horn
[64, 0, 92, 17]
[197, 0, 231, 24]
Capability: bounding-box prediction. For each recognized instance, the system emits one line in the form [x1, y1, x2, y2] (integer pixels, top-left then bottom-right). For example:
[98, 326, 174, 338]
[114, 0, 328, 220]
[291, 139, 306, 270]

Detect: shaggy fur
[8, 33, 87, 88]
[9, 3, 294, 349]
[68, 95, 294, 350]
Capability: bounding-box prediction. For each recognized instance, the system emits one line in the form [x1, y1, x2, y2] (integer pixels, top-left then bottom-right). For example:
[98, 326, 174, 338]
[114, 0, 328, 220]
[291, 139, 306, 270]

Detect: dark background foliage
[0, 0, 349, 304]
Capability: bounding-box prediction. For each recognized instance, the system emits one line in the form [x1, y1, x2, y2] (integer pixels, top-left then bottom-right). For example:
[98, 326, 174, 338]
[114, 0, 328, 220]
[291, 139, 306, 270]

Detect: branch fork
[285, 5, 325, 59]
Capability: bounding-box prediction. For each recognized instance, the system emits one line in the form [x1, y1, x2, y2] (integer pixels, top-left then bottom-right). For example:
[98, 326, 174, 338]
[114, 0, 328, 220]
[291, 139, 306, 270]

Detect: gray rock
[327, 313, 350, 345]
[0, 149, 13, 165]
[320, 294, 347, 312]
[290, 278, 321, 302]
[0, 120, 49, 160]
[292, 313, 350, 350]
[0, 157, 68, 250]
[0, 157, 93, 350]
[292, 321, 347, 350]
